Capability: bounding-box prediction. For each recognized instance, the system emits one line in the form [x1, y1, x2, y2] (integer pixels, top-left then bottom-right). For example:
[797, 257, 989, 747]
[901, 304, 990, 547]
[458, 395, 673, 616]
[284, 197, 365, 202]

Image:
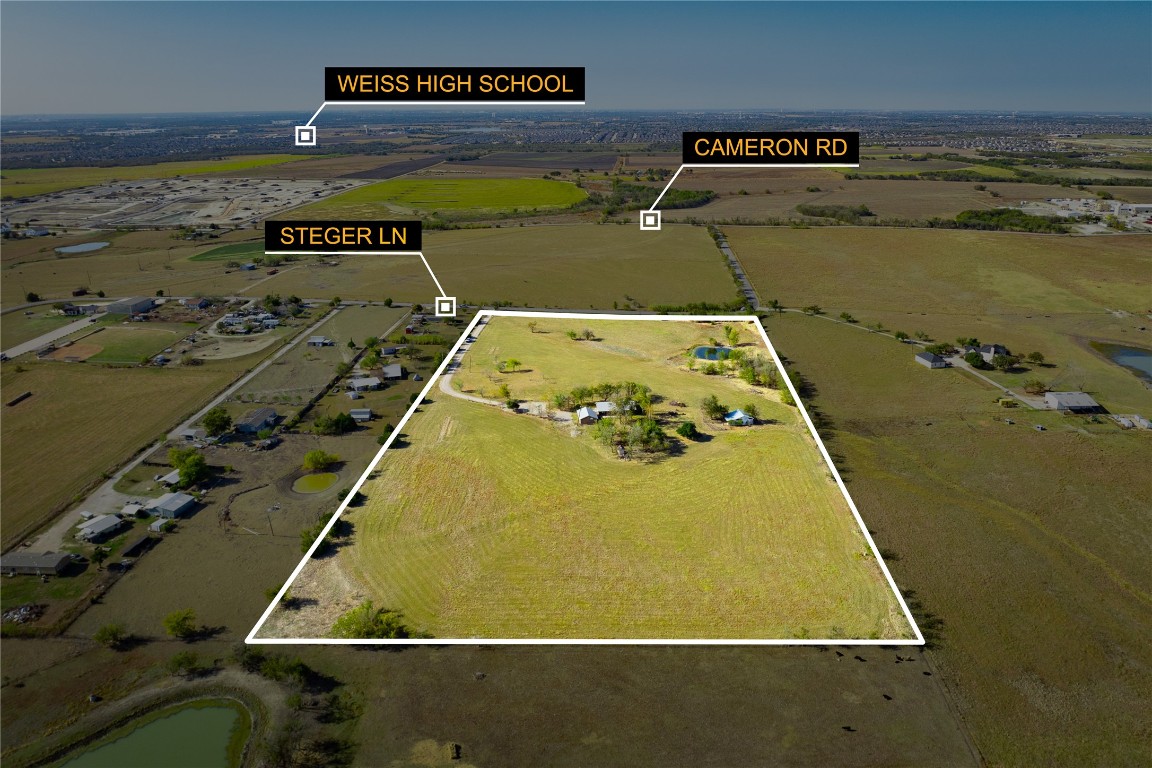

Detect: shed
[576, 406, 598, 425]
[149, 519, 173, 533]
[120, 535, 156, 559]
[382, 363, 404, 380]
[725, 409, 754, 426]
[150, 492, 196, 519]
[350, 408, 373, 422]
[121, 502, 145, 519]
[594, 401, 617, 416]
[1045, 391, 1104, 414]
[179, 428, 207, 441]
[107, 297, 155, 315]
[915, 351, 947, 369]
[1, 552, 71, 576]
[159, 469, 182, 487]
[307, 336, 334, 347]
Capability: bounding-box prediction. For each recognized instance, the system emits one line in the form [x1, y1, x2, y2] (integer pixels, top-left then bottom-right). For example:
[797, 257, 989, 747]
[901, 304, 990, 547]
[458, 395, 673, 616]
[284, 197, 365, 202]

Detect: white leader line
[646, 162, 861, 213]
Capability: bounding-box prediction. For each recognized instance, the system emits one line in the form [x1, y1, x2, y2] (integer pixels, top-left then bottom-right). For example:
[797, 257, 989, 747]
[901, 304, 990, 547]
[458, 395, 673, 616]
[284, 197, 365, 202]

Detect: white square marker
[435, 297, 457, 317]
[294, 126, 316, 147]
[640, 210, 661, 230]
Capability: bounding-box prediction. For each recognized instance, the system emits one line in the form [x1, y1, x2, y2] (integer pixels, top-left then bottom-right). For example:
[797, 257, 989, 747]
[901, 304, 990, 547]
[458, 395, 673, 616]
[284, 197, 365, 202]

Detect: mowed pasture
[282, 177, 587, 217]
[269, 317, 913, 640]
[0, 154, 311, 198]
[450, 151, 619, 171]
[760, 312, 1152, 765]
[0, 363, 233, 547]
[257, 225, 737, 309]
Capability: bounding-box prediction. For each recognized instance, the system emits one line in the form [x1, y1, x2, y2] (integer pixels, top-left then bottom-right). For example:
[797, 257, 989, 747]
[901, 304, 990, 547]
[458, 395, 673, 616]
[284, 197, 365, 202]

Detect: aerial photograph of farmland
[257, 314, 917, 641]
[1, 1, 1150, 767]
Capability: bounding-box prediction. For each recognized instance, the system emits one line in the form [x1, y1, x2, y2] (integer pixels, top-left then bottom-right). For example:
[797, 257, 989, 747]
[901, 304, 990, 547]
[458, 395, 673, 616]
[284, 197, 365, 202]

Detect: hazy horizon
[2, 1, 1150, 116]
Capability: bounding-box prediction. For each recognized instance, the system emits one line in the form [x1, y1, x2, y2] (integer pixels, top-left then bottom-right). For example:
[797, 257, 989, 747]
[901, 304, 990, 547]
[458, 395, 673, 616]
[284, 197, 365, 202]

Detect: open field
[82, 324, 187, 364]
[0, 309, 78, 348]
[758, 311, 1152, 765]
[283, 177, 587, 217]
[727, 227, 1152, 413]
[0, 363, 235, 547]
[264, 316, 913, 640]
[256, 225, 737, 309]
[449, 151, 619, 171]
[187, 241, 265, 262]
[0, 155, 312, 198]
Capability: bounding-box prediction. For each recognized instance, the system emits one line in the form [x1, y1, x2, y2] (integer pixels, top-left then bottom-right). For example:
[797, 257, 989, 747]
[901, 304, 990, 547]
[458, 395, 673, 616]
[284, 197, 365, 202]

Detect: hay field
[760, 311, 1152, 765]
[0, 155, 310, 198]
[257, 225, 737, 309]
[0, 363, 234, 546]
[284, 177, 587, 217]
[270, 316, 913, 640]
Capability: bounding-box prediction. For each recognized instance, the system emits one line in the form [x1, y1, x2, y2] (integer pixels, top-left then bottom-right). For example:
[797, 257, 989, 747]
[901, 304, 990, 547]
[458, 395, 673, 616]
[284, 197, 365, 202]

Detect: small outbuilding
[725, 409, 754, 426]
[1045, 391, 1104, 414]
[350, 408, 373, 422]
[915, 351, 947, 369]
[382, 363, 404, 380]
[307, 336, 334, 347]
[576, 406, 598, 425]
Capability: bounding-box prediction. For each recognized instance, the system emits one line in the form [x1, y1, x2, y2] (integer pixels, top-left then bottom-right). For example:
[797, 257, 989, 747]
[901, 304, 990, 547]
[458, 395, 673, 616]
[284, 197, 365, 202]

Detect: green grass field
[188, 241, 265, 262]
[272, 316, 913, 641]
[86, 326, 185, 363]
[288, 177, 587, 216]
[0, 155, 312, 198]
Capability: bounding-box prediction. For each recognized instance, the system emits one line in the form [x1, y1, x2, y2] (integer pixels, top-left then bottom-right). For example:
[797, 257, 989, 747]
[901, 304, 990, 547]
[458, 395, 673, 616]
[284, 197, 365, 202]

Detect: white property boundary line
[247, 310, 924, 646]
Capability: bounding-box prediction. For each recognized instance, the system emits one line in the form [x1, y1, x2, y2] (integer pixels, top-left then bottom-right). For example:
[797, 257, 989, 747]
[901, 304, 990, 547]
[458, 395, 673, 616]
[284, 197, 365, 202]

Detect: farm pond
[694, 346, 732, 360]
[59, 700, 249, 768]
[1092, 341, 1152, 383]
[292, 472, 339, 494]
[55, 242, 110, 254]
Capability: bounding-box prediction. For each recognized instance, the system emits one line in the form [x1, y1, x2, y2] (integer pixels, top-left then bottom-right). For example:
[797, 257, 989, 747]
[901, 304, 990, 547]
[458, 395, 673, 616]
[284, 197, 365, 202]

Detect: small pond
[292, 472, 339, 494]
[60, 701, 247, 768]
[694, 346, 731, 361]
[1091, 341, 1152, 383]
[55, 242, 110, 254]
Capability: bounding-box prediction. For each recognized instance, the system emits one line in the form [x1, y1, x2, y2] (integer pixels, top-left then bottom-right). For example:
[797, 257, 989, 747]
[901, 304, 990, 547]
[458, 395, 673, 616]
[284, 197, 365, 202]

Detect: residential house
[350, 408, 373, 422]
[347, 376, 382, 392]
[235, 407, 278, 434]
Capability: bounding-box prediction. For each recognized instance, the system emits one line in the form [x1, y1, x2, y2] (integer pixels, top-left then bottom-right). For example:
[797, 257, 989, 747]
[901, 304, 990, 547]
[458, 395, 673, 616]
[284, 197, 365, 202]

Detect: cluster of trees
[795, 203, 875, 224]
[302, 449, 339, 471]
[590, 413, 669, 455]
[201, 406, 232, 436]
[574, 180, 716, 216]
[314, 412, 356, 436]
[330, 601, 414, 639]
[168, 447, 209, 488]
[954, 209, 1070, 234]
[565, 328, 597, 341]
[552, 381, 653, 413]
[650, 298, 752, 314]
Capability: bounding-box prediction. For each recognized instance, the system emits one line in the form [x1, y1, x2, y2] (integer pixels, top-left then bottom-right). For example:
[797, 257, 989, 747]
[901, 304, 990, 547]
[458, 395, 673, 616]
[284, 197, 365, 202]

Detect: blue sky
[2, 1, 1149, 115]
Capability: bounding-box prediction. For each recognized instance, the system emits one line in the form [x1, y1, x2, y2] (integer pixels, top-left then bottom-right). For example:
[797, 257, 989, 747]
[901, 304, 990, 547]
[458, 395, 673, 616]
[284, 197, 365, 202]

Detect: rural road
[716, 234, 760, 309]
